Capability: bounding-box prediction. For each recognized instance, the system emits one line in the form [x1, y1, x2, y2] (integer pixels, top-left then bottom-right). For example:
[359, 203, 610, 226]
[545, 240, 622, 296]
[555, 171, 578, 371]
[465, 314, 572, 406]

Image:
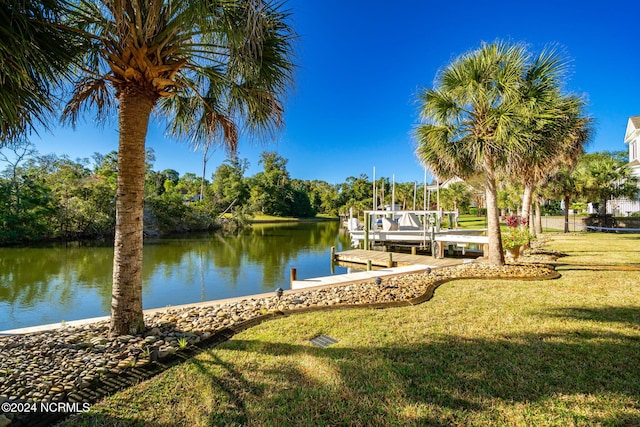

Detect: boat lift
[347, 209, 488, 258]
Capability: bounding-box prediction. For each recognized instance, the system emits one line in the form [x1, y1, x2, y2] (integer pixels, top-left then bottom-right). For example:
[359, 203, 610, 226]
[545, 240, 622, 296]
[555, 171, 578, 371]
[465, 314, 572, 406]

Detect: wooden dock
[290, 249, 473, 290]
[334, 249, 468, 268]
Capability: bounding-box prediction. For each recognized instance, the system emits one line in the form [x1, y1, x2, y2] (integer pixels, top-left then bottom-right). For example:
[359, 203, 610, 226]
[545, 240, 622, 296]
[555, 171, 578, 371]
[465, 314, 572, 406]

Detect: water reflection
[0, 221, 349, 330]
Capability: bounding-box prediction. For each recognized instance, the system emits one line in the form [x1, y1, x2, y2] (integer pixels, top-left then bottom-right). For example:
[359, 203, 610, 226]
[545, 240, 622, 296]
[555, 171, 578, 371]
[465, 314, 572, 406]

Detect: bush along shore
[0, 258, 558, 427]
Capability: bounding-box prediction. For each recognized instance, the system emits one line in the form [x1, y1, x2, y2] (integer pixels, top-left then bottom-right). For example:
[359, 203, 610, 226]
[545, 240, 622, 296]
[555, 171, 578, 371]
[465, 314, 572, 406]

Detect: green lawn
[457, 214, 577, 233]
[250, 213, 337, 222]
[62, 232, 640, 426]
[457, 214, 487, 229]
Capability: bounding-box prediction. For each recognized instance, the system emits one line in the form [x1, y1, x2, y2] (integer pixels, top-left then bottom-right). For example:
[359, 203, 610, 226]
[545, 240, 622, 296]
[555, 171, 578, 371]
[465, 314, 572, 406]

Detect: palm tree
[510, 92, 591, 231]
[0, 0, 83, 143]
[415, 41, 544, 265]
[62, 0, 295, 335]
[540, 164, 577, 233]
[440, 181, 471, 214]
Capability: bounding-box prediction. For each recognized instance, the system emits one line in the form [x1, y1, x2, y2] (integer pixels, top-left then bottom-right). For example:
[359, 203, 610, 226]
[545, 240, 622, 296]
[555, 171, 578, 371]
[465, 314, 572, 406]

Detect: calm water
[0, 221, 351, 330]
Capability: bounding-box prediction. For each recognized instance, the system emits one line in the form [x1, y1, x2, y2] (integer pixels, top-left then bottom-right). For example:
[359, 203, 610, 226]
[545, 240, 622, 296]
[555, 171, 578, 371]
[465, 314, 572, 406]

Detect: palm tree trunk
[110, 90, 154, 336]
[484, 157, 505, 265]
[521, 184, 533, 223]
[564, 195, 571, 233]
[534, 196, 542, 235]
[599, 197, 608, 220]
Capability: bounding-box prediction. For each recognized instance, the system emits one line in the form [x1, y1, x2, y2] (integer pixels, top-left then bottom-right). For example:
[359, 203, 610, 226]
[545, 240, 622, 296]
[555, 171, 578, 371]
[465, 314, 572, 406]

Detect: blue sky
[32, 0, 640, 184]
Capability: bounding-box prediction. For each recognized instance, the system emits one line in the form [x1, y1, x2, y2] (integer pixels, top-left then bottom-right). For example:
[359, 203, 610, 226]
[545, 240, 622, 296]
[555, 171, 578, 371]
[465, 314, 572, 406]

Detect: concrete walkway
[291, 264, 436, 290]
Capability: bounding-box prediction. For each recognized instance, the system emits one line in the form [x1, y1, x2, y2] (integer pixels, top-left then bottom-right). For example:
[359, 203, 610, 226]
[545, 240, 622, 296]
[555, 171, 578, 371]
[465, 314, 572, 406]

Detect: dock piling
[367, 260, 372, 271]
[388, 252, 393, 268]
[364, 213, 370, 250]
[290, 268, 297, 285]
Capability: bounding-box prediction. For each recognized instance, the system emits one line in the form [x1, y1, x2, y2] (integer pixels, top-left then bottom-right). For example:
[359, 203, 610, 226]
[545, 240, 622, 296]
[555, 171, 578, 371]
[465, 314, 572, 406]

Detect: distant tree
[394, 182, 415, 210]
[539, 165, 577, 233]
[574, 151, 639, 217]
[161, 94, 239, 203]
[147, 168, 180, 196]
[290, 179, 316, 217]
[175, 173, 202, 202]
[307, 180, 340, 215]
[41, 155, 90, 236]
[440, 181, 471, 213]
[39, 155, 118, 238]
[249, 152, 293, 216]
[0, 139, 37, 199]
[92, 151, 118, 179]
[211, 157, 250, 211]
[339, 174, 372, 216]
[0, 140, 55, 243]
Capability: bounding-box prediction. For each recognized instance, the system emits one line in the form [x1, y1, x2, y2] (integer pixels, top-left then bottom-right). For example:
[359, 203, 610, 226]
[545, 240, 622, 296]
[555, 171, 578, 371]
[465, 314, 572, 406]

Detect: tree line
[3, 138, 635, 246]
[0, 142, 417, 244]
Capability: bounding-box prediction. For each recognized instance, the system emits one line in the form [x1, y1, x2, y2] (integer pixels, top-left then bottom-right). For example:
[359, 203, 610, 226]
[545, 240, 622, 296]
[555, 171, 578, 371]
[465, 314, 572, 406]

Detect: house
[625, 115, 640, 181]
[608, 115, 640, 215]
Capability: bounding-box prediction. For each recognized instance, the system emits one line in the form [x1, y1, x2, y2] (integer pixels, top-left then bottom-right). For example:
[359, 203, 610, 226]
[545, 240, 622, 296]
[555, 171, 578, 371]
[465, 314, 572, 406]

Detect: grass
[62, 232, 640, 426]
[250, 214, 337, 222]
[457, 214, 488, 229]
[543, 232, 640, 266]
[457, 214, 568, 233]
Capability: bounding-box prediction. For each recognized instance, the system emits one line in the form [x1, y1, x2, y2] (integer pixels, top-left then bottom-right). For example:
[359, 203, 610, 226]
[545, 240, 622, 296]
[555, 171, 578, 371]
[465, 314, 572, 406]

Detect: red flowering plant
[502, 215, 533, 249]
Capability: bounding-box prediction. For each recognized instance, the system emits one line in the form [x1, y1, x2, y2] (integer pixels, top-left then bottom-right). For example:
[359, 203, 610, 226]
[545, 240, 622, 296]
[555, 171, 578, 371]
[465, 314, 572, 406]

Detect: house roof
[624, 116, 640, 143]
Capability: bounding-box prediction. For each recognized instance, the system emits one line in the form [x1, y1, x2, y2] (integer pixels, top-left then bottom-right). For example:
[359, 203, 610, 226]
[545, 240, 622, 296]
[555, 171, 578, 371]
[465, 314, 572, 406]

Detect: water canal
[0, 221, 351, 330]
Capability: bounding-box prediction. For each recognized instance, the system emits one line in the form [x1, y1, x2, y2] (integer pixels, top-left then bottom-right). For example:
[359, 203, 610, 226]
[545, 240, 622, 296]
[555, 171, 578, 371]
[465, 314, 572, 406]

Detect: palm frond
[62, 77, 115, 127]
[0, 0, 86, 143]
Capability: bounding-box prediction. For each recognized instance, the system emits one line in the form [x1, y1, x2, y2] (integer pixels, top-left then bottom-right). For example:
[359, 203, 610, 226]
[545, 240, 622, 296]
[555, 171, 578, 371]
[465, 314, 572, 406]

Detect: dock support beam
[388, 252, 393, 268]
[367, 260, 372, 271]
[364, 213, 369, 250]
[430, 227, 436, 258]
[290, 268, 297, 285]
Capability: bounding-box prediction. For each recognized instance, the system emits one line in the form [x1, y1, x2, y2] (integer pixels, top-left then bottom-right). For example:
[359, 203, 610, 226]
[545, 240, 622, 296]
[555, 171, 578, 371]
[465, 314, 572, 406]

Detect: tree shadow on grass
[187, 324, 640, 426]
[187, 352, 260, 426]
[59, 305, 640, 426]
[59, 325, 640, 426]
[544, 306, 640, 327]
